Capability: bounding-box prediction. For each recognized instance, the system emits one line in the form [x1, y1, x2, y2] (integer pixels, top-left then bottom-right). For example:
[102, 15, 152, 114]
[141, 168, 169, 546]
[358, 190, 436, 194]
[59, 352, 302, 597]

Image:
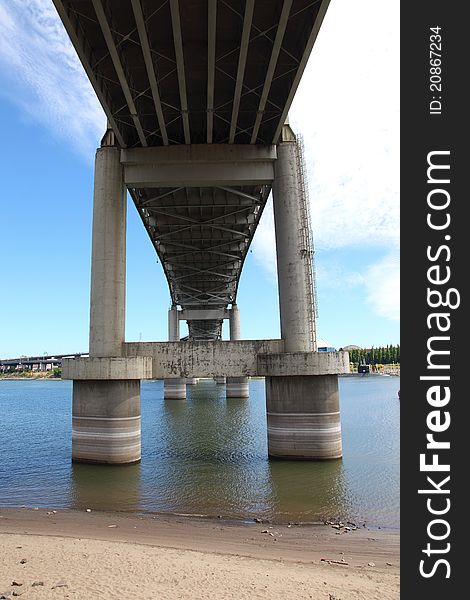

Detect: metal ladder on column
[295, 134, 318, 351]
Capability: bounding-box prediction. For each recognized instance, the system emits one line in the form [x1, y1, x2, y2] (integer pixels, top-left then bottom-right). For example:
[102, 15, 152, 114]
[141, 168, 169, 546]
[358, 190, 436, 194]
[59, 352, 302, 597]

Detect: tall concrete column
[229, 303, 241, 340]
[164, 306, 186, 399]
[226, 304, 249, 398]
[267, 124, 342, 459]
[89, 145, 126, 358]
[272, 125, 314, 353]
[72, 140, 142, 465]
[168, 306, 179, 343]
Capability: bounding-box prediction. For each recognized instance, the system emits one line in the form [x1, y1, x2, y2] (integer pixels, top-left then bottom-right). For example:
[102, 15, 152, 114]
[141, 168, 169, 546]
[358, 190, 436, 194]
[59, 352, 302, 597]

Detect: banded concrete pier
[164, 307, 186, 400]
[56, 0, 347, 465]
[226, 304, 249, 398]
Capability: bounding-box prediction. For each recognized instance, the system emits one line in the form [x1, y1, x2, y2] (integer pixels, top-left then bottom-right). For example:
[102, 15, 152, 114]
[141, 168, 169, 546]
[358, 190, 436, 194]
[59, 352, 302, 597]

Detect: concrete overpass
[0, 353, 88, 372]
[52, 0, 348, 464]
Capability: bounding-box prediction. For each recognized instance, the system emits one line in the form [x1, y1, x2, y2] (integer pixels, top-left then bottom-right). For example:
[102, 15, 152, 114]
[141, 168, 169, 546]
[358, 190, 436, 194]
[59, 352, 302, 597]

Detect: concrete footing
[72, 380, 141, 464]
[164, 378, 187, 399]
[226, 376, 249, 398]
[265, 374, 342, 460]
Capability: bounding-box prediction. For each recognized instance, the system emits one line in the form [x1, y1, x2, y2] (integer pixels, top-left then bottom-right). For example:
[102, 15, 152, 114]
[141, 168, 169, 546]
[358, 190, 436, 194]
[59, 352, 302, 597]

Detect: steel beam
[229, 0, 254, 143]
[207, 0, 217, 143]
[216, 186, 261, 203]
[272, 0, 331, 143]
[169, 0, 191, 144]
[92, 0, 147, 146]
[130, 0, 169, 144]
[250, 0, 293, 144]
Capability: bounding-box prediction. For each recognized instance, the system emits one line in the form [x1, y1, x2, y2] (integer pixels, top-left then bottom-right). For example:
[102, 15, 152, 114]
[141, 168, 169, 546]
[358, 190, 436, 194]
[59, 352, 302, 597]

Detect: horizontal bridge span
[62, 345, 349, 379]
[124, 340, 285, 378]
[121, 145, 277, 164]
[122, 145, 276, 187]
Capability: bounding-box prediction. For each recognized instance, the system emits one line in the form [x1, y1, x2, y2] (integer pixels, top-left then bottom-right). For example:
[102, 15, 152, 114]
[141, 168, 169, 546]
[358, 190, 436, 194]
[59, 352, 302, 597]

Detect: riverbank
[0, 508, 399, 599]
[0, 374, 60, 380]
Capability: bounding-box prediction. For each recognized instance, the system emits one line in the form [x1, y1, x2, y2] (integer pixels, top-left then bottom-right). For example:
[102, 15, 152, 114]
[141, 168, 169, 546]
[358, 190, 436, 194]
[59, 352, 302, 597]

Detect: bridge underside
[53, 0, 329, 340]
[131, 183, 270, 310]
[53, 0, 328, 148]
[52, 0, 346, 464]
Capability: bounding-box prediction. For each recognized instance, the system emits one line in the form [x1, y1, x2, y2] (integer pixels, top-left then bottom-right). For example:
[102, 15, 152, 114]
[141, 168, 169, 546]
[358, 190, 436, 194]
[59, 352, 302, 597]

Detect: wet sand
[0, 508, 399, 599]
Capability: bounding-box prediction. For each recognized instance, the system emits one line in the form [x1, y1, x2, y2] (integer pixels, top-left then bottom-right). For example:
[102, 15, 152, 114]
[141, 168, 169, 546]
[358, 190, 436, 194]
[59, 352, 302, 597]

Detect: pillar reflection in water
[267, 459, 352, 523]
[144, 378, 273, 518]
[70, 462, 142, 512]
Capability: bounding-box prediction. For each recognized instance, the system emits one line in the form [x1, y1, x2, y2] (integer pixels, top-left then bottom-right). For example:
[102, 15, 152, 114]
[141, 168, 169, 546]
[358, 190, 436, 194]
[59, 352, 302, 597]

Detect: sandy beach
[0, 508, 399, 599]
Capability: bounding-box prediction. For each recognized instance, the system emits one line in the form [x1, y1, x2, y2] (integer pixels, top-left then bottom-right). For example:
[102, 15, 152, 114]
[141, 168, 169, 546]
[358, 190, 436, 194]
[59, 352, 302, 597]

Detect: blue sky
[0, 0, 399, 358]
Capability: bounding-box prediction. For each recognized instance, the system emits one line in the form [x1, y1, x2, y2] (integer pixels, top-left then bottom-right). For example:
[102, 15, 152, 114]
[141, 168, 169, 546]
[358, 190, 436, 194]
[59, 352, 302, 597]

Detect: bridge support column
[71, 141, 143, 465]
[89, 144, 126, 358]
[164, 306, 186, 399]
[226, 304, 249, 398]
[72, 380, 141, 464]
[265, 375, 342, 459]
[267, 124, 342, 460]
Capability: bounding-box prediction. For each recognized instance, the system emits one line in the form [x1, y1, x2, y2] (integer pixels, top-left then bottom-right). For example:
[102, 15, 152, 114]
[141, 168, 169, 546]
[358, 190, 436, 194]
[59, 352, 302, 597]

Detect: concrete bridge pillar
[226, 304, 249, 398]
[267, 124, 342, 459]
[164, 306, 186, 399]
[72, 141, 142, 465]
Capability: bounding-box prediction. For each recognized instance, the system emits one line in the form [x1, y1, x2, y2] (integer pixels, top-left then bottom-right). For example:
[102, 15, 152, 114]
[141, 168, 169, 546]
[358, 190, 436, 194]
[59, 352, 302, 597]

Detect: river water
[0, 376, 399, 527]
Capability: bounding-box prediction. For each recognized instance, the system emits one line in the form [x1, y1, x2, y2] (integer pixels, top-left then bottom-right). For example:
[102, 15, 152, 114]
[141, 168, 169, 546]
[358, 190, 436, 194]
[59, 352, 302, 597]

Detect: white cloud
[363, 251, 400, 321]
[316, 261, 364, 290]
[289, 0, 399, 250]
[251, 198, 277, 276]
[0, 0, 105, 157]
[254, 0, 399, 248]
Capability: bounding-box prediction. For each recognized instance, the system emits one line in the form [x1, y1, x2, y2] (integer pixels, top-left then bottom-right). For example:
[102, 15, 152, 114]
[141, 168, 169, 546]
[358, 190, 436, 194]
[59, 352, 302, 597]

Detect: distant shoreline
[1, 373, 400, 381]
[339, 372, 400, 377]
[0, 376, 62, 381]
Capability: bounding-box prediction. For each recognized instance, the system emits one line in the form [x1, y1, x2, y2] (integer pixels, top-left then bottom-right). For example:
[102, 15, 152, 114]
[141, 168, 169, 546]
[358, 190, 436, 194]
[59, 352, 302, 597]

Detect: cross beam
[121, 144, 276, 187]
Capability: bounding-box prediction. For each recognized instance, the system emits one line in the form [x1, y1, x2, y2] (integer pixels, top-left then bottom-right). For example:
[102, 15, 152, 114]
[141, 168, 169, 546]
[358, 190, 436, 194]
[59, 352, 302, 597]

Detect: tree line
[343, 345, 400, 365]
